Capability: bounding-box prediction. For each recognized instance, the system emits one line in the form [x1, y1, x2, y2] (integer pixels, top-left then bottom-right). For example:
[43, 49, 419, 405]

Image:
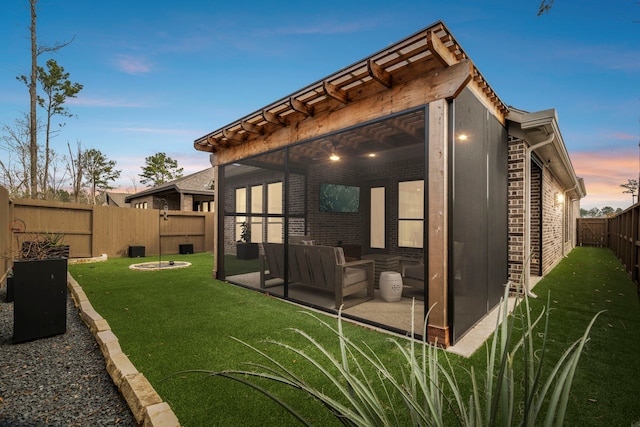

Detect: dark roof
[105, 192, 131, 207]
[125, 167, 214, 202]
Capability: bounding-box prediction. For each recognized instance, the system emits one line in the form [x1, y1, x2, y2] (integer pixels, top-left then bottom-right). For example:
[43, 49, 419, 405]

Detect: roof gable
[125, 167, 214, 201]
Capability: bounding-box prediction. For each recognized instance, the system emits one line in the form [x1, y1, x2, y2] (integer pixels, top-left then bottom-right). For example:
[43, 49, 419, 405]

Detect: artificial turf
[69, 247, 640, 426]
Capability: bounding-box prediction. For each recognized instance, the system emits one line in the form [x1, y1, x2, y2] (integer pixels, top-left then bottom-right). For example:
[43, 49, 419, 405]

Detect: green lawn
[69, 247, 640, 426]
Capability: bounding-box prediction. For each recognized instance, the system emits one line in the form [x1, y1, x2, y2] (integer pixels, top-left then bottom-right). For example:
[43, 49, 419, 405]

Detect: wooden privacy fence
[0, 191, 214, 281]
[606, 204, 640, 285]
[576, 218, 608, 247]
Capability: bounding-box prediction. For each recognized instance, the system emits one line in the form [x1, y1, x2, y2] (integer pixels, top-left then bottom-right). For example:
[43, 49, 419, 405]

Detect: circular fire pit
[129, 261, 192, 271]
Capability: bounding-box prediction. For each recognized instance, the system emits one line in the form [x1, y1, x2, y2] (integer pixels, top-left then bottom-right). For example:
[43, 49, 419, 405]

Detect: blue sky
[1, 0, 639, 209]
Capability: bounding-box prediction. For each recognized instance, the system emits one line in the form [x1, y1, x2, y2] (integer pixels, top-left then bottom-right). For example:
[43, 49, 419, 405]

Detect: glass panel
[251, 185, 263, 214]
[222, 151, 286, 291]
[235, 188, 246, 213]
[399, 180, 424, 219]
[235, 216, 246, 243]
[398, 180, 424, 248]
[268, 182, 283, 214]
[370, 187, 385, 249]
[267, 219, 283, 243]
[251, 219, 263, 244]
[399, 220, 423, 248]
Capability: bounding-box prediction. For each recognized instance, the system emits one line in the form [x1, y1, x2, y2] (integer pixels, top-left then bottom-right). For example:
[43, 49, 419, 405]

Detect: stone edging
[67, 273, 180, 427]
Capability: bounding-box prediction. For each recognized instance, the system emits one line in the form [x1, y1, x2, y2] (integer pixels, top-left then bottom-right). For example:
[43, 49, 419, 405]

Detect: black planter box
[128, 246, 145, 257]
[179, 244, 194, 254]
[6, 276, 14, 302]
[13, 258, 68, 343]
[237, 243, 259, 260]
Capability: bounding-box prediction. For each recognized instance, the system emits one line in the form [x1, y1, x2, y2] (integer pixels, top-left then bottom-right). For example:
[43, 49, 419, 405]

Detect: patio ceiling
[228, 108, 426, 173]
[194, 20, 508, 154]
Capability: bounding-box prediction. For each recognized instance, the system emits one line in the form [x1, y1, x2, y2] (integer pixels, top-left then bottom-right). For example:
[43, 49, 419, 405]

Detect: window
[398, 180, 424, 248]
[267, 182, 283, 243]
[235, 183, 283, 243]
[251, 185, 263, 243]
[235, 188, 247, 241]
[370, 187, 385, 249]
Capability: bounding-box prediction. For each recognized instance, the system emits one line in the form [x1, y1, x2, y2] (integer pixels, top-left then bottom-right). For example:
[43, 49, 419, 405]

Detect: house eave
[508, 108, 585, 200]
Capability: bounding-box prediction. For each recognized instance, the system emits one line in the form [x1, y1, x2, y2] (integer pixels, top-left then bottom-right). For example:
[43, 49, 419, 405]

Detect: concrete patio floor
[226, 272, 543, 357]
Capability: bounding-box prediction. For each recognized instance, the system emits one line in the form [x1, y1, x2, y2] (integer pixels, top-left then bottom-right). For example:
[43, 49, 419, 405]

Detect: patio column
[427, 98, 449, 346]
[211, 161, 221, 279]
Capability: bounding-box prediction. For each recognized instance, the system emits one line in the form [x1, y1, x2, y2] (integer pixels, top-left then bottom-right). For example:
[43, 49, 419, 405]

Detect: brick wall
[540, 167, 564, 275]
[181, 194, 193, 211]
[507, 137, 525, 284]
[530, 164, 542, 275]
[507, 135, 573, 285]
[221, 153, 425, 257]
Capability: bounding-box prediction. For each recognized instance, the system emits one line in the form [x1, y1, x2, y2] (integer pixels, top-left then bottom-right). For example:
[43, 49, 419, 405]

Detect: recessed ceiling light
[368, 153, 377, 158]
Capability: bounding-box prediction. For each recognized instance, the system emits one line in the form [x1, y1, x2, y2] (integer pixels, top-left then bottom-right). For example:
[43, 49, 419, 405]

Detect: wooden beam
[367, 59, 392, 88]
[289, 96, 313, 117]
[323, 81, 349, 104]
[427, 97, 449, 338]
[240, 120, 263, 135]
[427, 29, 456, 67]
[193, 141, 215, 153]
[262, 110, 285, 126]
[222, 128, 244, 144]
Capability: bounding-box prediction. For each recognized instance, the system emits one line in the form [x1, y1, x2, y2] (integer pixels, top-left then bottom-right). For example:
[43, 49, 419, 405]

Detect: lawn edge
[67, 272, 181, 427]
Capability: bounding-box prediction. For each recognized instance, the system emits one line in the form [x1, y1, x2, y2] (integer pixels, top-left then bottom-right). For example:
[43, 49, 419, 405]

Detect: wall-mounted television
[319, 183, 360, 213]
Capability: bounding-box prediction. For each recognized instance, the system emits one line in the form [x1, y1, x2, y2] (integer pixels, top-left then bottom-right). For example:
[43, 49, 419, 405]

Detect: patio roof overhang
[509, 108, 586, 200]
[193, 20, 509, 155]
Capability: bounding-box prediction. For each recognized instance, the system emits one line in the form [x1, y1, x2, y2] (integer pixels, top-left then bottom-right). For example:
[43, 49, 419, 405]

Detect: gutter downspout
[524, 131, 555, 298]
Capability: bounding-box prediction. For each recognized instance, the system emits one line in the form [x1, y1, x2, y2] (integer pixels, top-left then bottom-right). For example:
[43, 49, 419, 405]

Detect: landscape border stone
[67, 272, 180, 427]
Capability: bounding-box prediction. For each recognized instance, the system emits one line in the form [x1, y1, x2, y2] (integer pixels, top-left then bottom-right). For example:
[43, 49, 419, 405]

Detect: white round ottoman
[379, 271, 403, 302]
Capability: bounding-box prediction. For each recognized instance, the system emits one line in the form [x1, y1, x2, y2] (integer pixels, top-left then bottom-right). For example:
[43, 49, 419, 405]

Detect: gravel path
[0, 286, 136, 426]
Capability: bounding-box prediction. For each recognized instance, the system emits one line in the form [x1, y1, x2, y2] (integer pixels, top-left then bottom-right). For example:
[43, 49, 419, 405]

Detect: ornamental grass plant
[68, 247, 640, 426]
[192, 287, 601, 426]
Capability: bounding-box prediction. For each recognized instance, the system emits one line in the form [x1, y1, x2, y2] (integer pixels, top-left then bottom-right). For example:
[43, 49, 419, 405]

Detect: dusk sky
[1, 1, 639, 210]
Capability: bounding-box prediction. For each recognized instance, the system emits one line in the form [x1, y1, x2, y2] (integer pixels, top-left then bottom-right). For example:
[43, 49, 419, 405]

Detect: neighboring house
[192, 21, 584, 346]
[104, 192, 131, 207]
[125, 167, 214, 212]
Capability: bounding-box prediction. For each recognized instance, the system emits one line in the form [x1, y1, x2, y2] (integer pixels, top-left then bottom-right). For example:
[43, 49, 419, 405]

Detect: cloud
[572, 149, 640, 209]
[67, 96, 148, 108]
[114, 54, 152, 74]
[611, 132, 638, 141]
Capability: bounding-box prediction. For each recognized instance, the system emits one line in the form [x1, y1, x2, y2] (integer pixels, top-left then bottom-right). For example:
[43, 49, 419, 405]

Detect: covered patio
[195, 21, 512, 346]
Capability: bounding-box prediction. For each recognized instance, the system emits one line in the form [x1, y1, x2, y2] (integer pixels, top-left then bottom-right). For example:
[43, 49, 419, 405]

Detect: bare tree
[67, 140, 84, 202]
[0, 113, 42, 197]
[128, 175, 138, 193]
[38, 148, 69, 200]
[16, 0, 74, 199]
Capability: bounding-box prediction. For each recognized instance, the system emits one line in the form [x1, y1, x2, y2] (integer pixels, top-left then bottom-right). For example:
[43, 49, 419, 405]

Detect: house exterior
[105, 192, 131, 207]
[507, 108, 585, 292]
[125, 167, 215, 212]
[192, 21, 583, 346]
